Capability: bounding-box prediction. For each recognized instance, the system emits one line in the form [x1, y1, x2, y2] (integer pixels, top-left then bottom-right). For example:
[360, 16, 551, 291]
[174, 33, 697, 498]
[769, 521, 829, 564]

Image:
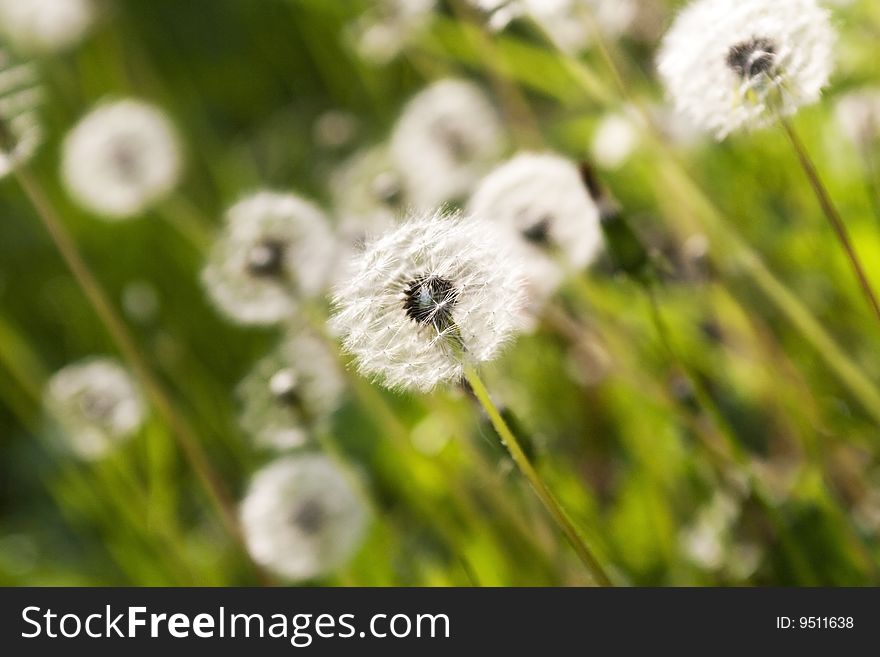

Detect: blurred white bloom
[240, 454, 368, 581]
[61, 99, 182, 219]
[834, 88, 880, 149]
[121, 280, 160, 324]
[313, 109, 359, 150]
[0, 51, 43, 178]
[390, 79, 504, 209]
[238, 329, 345, 451]
[591, 113, 640, 169]
[469, 0, 637, 52]
[330, 144, 404, 246]
[680, 492, 739, 570]
[0, 0, 95, 54]
[350, 0, 436, 64]
[468, 152, 601, 314]
[202, 191, 336, 326]
[657, 0, 835, 139]
[44, 358, 145, 460]
[330, 211, 526, 392]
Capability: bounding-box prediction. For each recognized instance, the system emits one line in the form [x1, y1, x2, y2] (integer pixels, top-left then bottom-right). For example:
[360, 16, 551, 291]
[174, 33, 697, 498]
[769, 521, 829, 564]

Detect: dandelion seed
[834, 88, 880, 149]
[390, 79, 504, 209]
[202, 191, 336, 325]
[0, 50, 43, 179]
[330, 210, 526, 392]
[44, 358, 145, 460]
[656, 0, 835, 139]
[350, 0, 436, 64]
[0, 0, 95, 54]
[61, 99, 182, 219]
[240, 454, 368, 581]
[237, 329, 345, 451]
[468, 152, 602, 314]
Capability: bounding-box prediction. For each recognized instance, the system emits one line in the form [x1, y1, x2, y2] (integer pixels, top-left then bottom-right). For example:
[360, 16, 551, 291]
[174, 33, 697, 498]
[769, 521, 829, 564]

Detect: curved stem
[780, 116, 880, 326]
[462, 363, 613, 586]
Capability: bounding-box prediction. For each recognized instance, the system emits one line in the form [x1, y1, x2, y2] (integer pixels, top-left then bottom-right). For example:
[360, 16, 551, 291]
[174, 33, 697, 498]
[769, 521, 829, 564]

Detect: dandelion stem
[780, 116, 880, 327]
[461, 363, 613, 586]
[13, 166, 264, 579]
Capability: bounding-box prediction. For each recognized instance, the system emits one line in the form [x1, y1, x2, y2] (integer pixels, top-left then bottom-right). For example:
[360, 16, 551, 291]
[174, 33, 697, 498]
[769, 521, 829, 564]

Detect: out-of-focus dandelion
[61, 99, 182, 220]
[330, 144, 403, 246]
[468, 152, 602, 315]
[313, 109, 359, 150]
[390, 79, 504, 209]
[469, 0, 637, 52]
[44, 357, 145, 460]
[657, 0, 835, 139]
[0, 50, 43, 179]
[202, 191, 336, 326]
[238, 329, 345, 451]
[240, 454, 369, 582]
[835, 88, 880, 150]
[330, 210, 525, 392]
[349, 0, 436, 64]
[591, 113, 640, 170]
[0, 0, 95, 55]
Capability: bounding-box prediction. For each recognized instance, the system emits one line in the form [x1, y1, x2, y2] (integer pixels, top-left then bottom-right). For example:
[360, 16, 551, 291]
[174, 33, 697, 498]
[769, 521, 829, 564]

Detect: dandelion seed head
[657, 0, 835, 139]
[44, 358, 145, 460]
[0, 51, 43, 178]
[237, 329, 345, 451]
[0, 0, 95, 54]
[468, 152, 602, 313]
[202, 191, 336, 326]
[350, 0, 436, 64]
[390, 79, 504, 209]
[591, 113, 640, 169]
[330, 210, 526, 392]
[240, 454, 368, 581]
[61, 99, 182, 219]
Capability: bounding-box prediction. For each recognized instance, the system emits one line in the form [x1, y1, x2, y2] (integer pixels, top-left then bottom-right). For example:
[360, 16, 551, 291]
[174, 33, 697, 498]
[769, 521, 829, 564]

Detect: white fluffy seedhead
[0, 0, 95, 54]
[0, 50, 43, 178]
[44, 357, 145, 460]
[61, 99, 182, 219]
[657, 0, 835, 140]
[330, 211, 526, 392]
[468, 152, 602, 312]
[390, 78, 504, 209]
[237, 328, 346, 451]
[240, 454, 368, 582]
[202, 191, 337, 326]
[350, 0, 436, 64]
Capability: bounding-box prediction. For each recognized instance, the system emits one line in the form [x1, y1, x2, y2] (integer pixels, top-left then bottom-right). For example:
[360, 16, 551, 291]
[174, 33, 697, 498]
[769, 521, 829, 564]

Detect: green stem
[780, 116, 880, 326]
[462, 363, 613, 586]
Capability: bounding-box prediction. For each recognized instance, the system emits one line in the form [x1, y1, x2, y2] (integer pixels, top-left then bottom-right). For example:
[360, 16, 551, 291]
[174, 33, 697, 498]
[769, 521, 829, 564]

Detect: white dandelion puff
[390, 79, 504, 209]
[202, 191, 337, 326]
[656, 0, 835, 140]
[237, 329, 345, 451]
[240, 454, 369, 582]
[0, 0, 95, 55]
[350, 0, 436, 64]
[61, 99, 182, 220]
[0, 50, 43, 179]
[330, 211, 526, 392]
[44, 358, 145, 460]
[468, 152, 602, 314]
[834, 88, 880, 149]
[591, 113, 640, 170]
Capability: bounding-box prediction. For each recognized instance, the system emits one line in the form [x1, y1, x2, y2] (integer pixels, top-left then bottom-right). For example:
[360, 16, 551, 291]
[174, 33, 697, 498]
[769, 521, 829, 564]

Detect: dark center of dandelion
[431, 121, 471, 162]
[290, 499, 326, 536]
[521, 215, 552, 246]
[268, 368, 300, 407]
[370, 171, 403, 207]
[78, 390, 115, 423]
[726, 37, 777, 79]
[110, 137, 144, 182]
[402, 274, 459, 332]
[246, 238, 286, 278]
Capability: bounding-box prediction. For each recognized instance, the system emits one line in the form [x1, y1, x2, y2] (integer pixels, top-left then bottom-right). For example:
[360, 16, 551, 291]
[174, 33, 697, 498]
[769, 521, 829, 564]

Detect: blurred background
[1, 0, 880, 586]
